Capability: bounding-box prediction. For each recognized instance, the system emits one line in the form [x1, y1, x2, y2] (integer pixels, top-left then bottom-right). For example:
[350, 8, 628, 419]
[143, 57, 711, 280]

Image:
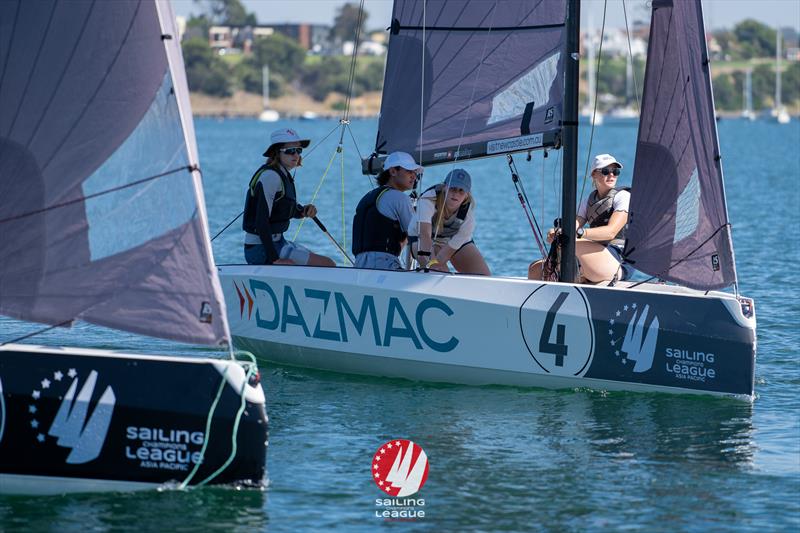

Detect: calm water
[1, 117, 798, 531]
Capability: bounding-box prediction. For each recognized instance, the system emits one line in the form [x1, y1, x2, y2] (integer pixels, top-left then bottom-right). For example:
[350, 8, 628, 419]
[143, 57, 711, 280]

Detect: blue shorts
[244, 236, 311, 265]
[608, 245, 633, 281]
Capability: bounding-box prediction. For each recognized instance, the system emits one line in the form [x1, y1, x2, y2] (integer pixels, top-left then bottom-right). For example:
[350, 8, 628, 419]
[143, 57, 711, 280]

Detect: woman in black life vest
[242, 128, 335, 267]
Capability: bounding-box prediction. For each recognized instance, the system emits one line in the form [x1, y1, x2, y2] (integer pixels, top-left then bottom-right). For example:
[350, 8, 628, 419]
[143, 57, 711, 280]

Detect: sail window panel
[82, 72, 195, 261]
[673, 168, 700, 244]
[489, 52, 560, 125]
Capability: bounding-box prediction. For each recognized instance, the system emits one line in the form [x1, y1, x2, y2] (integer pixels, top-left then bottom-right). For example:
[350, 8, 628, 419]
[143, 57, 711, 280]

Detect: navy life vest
[585, 187, 630, 248]
[352, 186, 407, 256]
[242, 164, 297, 235]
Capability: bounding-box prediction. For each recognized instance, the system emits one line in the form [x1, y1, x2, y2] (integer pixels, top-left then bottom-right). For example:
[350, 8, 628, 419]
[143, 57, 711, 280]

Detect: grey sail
[375, 0, 567, 166]
[0, 0, 229, 345]
[625, 0, 737, 290]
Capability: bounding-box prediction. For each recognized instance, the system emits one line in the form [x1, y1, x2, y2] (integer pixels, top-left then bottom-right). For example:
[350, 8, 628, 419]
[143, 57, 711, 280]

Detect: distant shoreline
[189, 89, 382, 118]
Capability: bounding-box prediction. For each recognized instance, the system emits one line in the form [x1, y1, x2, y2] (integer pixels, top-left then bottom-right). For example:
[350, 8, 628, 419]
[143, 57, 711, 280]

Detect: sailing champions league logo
[609, 303, 659, 373]
[372, 439, 428, 520]
[30, 368, 116, 464]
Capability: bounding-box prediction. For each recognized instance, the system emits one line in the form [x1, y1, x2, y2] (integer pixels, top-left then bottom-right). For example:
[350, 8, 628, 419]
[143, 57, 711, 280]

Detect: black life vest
[352, 186, 407, 256]
[585, 187, 630, 248]
[242, 164, 297, 235]
[421, 184, 471, 241]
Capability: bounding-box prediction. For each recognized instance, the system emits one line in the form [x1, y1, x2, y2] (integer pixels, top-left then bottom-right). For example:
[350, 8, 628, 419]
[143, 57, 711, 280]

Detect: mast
[560, 0, 580, 283]
[262, 65, 270, 110]
[775, 29, 782, 110]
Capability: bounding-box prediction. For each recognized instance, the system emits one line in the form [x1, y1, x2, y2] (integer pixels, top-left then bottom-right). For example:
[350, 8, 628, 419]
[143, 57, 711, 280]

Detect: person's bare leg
[450, 243, 491, 275]
[528, 260, 545, 280]
[308, 252, 336, 267]
[575, 240, 621, 282]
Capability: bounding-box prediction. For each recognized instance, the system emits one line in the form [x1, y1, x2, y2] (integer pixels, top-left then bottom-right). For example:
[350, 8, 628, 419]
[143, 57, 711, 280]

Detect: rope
[431, 0, 498, 247]
[0, 165, 194, 226]
[0, 319, 73, 346]
[291, 148, 338, 240]
[179, 351, 258, 489]
[578, 0, 608, 210]
[340, 147, 347, 250]
[627, 224, 730, 289]
[341, 0, 366, 124]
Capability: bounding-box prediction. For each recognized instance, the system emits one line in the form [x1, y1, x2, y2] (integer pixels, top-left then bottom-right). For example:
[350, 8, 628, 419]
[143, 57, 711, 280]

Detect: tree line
[182, 2, 799, 112]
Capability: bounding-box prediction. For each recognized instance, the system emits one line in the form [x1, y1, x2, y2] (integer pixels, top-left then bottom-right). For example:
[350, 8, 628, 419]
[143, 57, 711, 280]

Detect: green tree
[182, 37, 232, 97]
[711, 73, 736, 111]
[193, 0, 256, 25]
[732, 19, 776, 59]
[330, 3, 369, 43]
[752, 64, 775, 109]
[250, 33, 306, 82]
[784, 62, 800, 106]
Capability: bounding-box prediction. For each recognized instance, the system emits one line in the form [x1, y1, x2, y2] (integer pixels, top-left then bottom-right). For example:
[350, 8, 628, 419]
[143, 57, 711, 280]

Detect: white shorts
[276, 237, 311, 265]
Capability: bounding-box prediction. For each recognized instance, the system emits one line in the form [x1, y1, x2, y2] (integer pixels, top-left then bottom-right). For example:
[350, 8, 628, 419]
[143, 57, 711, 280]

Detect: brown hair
[376, 168, 392, 186]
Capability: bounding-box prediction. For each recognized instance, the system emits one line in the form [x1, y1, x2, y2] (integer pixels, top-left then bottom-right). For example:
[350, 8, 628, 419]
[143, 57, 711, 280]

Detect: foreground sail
[625, 0, 735, 290]
[0, 0, 267, 493]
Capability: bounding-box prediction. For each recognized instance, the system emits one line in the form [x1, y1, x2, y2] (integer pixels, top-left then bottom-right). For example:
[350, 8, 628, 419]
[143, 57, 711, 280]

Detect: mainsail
[375, 0, 568, 166]
[625, 0, 737, 290]
[0, 0, 229, 345]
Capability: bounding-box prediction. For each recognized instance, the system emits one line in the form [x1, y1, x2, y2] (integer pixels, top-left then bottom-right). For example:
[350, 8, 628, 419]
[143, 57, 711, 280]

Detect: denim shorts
[244, 236, 311, 265]
[608, 245, 633, 281]
[354, 251, 404, 271]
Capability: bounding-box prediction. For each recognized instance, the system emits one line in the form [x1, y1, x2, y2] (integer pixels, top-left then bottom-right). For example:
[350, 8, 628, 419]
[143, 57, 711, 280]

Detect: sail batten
[0, 0, 229, 345]
[374, 0, 567, 168]
[626, 0, 736, 290]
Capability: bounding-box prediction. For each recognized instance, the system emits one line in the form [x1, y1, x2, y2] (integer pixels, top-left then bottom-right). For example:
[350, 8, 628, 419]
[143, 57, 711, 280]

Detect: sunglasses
[597, 167, 621, 176]
[280, 147, 303, 155]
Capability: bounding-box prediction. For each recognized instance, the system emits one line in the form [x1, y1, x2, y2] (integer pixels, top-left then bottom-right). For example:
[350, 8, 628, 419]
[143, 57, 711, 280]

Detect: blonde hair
[432, 188, 474, 234]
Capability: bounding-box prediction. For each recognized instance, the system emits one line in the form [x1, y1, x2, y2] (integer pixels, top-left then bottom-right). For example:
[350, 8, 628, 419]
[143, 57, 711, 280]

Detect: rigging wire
[577, 0, 608, 210]
[430, 0, 498, 250]
[0, 319, 74, 346]
[622, 0, 642, 112]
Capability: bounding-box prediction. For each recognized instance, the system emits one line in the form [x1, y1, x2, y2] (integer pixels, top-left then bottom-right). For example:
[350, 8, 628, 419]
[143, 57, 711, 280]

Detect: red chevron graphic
[244, 286, 254, 319]
[233, 281, 245, 317]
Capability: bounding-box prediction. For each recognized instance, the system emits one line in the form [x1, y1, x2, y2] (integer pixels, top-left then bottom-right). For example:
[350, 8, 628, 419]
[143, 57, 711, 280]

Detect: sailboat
[258, 65, 280, 122]
[741, 68, 756, 121]
[580, 21, 604, 125]
[609, 52, 639, 119]
[772, 29, 791, 124]
[219, 0, 756, 399]
[0, 0, 267, 494]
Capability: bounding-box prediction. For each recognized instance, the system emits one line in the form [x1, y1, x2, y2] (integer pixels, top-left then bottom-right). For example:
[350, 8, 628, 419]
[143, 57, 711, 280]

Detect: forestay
[0, 0, 228, 345]
[625, 0, 737, 290]
[375, 0, 567, 166]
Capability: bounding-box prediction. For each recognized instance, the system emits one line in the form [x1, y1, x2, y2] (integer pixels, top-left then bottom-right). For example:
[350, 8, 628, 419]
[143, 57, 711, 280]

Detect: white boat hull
[220, 265, 756, 399]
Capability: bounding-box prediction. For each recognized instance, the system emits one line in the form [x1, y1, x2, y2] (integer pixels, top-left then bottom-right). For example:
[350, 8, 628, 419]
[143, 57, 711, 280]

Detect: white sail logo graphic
[48, 370, 116, 464]
[621, 305, 659, 373]
[384, 441, 428, 497]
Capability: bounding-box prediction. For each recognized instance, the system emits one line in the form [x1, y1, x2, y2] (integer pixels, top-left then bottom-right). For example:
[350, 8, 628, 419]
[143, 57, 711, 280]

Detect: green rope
[340, 147, 347, 251]
[177, 351, 258, 489]
[291, 149, 338, 240]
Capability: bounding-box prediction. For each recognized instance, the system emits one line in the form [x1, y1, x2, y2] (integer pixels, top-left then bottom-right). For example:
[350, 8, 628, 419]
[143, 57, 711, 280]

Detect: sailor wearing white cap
[242, 128, 335, 267]
[531, 153, 633, 283]
[351, 152, 422, 270]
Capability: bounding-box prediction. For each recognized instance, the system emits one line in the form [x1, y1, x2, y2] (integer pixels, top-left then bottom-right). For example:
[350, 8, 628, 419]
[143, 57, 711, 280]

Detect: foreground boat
[0, 0, 267, 492]
[221, 0, 756, 399]
[0, 344, 266, 494]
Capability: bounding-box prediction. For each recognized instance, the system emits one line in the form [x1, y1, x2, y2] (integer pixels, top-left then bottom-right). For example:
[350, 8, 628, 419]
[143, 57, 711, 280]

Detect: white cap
[263, 128, 311, 156]
[384, 151, 423, 173]
[591, 153, 623, 171]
